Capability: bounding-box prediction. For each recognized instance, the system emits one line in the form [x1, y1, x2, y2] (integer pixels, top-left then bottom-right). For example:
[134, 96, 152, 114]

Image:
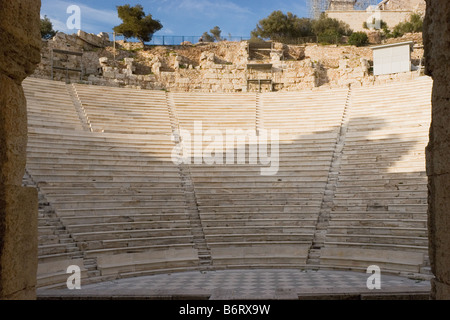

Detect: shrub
[391, 13, 423, 38]
[41, 15, 57, 40]
[317, 29, 341, 44]
[113, 4, 163, 46]
[251, 10, 313, 42]
[348, 32, 369, 47]
[312, 13, 353, 38]
[312, 13, 353, 45]
[201, 26, 222, 42]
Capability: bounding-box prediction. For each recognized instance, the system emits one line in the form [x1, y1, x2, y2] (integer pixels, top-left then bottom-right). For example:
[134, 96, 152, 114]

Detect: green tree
[113, 4, 163, 45]
[317, 29, 341, 44]
[200, 32, 215, 42]
[251, 10, 313, 42]
[312, 13, 353, 44]
[348, 32, 369, 47]
[210, 26, 222, 42]
[392, 13, 423, 38]
[40, 15, 57, 40]
[200, 26, 222, 42]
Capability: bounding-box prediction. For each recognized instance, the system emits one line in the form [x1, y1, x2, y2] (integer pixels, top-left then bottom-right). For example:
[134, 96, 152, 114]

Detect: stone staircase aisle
[306, 86, 352, 267]
[166, 92, 213, 272]
[256, 92, 262, 134]
[22, 170, 92, 286]
[420, 254, 432, 276]
[67, 84, 92, 132]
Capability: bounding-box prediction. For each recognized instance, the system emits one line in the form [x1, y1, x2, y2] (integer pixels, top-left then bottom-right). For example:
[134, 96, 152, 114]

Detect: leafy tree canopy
[113, 4, 163, 45]
[348, 31, 369, 47]
[200, 32, 215, 42]
[201, 26, 222, 42]
[210, 26, 222, 42]
[392, 13, 423, 38]
[310, 13, 353, 44]
[251, 11, 313, 42]
[41, 15, 57, 40]
[311, 13, 353, 38]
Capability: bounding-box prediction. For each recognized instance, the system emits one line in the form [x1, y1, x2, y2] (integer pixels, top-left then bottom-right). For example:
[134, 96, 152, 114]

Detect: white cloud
[41, 0, 120, 34]
[151, 0, 252, 18]
[159, 28, 175, 35]
[177, 0, 252, 15]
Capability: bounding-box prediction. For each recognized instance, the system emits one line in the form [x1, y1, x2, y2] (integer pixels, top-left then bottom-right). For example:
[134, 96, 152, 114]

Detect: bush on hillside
[348, 32, 369, 47]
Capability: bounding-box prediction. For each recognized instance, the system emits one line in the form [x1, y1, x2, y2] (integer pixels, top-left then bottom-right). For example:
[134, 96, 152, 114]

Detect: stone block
[0, 186, 38, 299]
[144, 75, 156, 82]
[424, 0, 450, 299]
[99, 57, 109, 65]
[103, 71, 115, 79]
[0, 0, 41, 83]
[85, 68, 97, 75]
[205, 73, 218, 80]
[428, 173, 450, 280]
[77, 30, 108, 47]
[87, 75, 97, 82]
[432, 279, 450, 300]
[0, 74, 28, 186]
[97, 32, 110, 42]
[222, 84, 234, 90]
[177, 78, 191, 84]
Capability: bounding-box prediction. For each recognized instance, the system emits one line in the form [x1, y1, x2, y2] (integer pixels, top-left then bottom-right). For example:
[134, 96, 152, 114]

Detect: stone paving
[38, 269, 431, 300]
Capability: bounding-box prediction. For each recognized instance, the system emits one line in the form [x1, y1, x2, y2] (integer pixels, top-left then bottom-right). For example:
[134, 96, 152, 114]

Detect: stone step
[306, 258, 321, 265]
[87, 270, 101, 277]
[59, 238, 75, 244]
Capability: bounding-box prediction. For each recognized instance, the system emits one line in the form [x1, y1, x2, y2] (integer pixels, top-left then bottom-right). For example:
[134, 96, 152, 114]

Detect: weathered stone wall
[34, 32, 113, 82]
[305, 45, 373, 67]
[423, 0, 450, 300]
[327, 10, 413, 32]
[77, 30, 110, 48]
[0, 0, 41, 299]
[329, 0, 356, 11]
[31, 31, 426, 92]
[385, 0, 426, 14]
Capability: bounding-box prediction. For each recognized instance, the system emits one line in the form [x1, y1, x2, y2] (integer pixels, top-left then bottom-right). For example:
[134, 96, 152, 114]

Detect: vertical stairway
[24, 172, 102, 284]
[23, 171, 85, 265]
[420, 255, 432, 275]
[306, 85, 352, 267]
[67, 84, 92, 132]
[255, 92, 262, 134]
[166, 92, 213, 272]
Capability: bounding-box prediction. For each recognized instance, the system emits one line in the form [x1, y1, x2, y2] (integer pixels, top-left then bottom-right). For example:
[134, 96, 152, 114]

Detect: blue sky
[41, 0, 310, 38]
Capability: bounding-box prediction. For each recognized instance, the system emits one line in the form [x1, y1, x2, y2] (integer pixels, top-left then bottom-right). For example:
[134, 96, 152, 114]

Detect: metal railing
[110, 33, 351, 47]
[269, 35, 349, 45]
[113, 34, 251, 46]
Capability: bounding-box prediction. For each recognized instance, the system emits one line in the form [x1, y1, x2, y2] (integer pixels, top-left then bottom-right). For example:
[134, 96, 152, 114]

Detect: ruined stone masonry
[0, 0, 41, 299]
[423, 0, 450, 300]
[327, 0, 426, 32]
[32, 30, 425, 93]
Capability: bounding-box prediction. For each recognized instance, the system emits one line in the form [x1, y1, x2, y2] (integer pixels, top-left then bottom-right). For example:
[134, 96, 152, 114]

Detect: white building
[371, 41, 414, 76]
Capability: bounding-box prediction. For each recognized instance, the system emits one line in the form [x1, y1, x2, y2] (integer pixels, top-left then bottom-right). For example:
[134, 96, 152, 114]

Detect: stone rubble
[32, 31, 425, 92]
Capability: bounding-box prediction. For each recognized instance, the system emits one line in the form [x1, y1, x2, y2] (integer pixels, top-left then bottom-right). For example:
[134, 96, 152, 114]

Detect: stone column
[0, 0, 41, 299]
[423, 0, 450, 300]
